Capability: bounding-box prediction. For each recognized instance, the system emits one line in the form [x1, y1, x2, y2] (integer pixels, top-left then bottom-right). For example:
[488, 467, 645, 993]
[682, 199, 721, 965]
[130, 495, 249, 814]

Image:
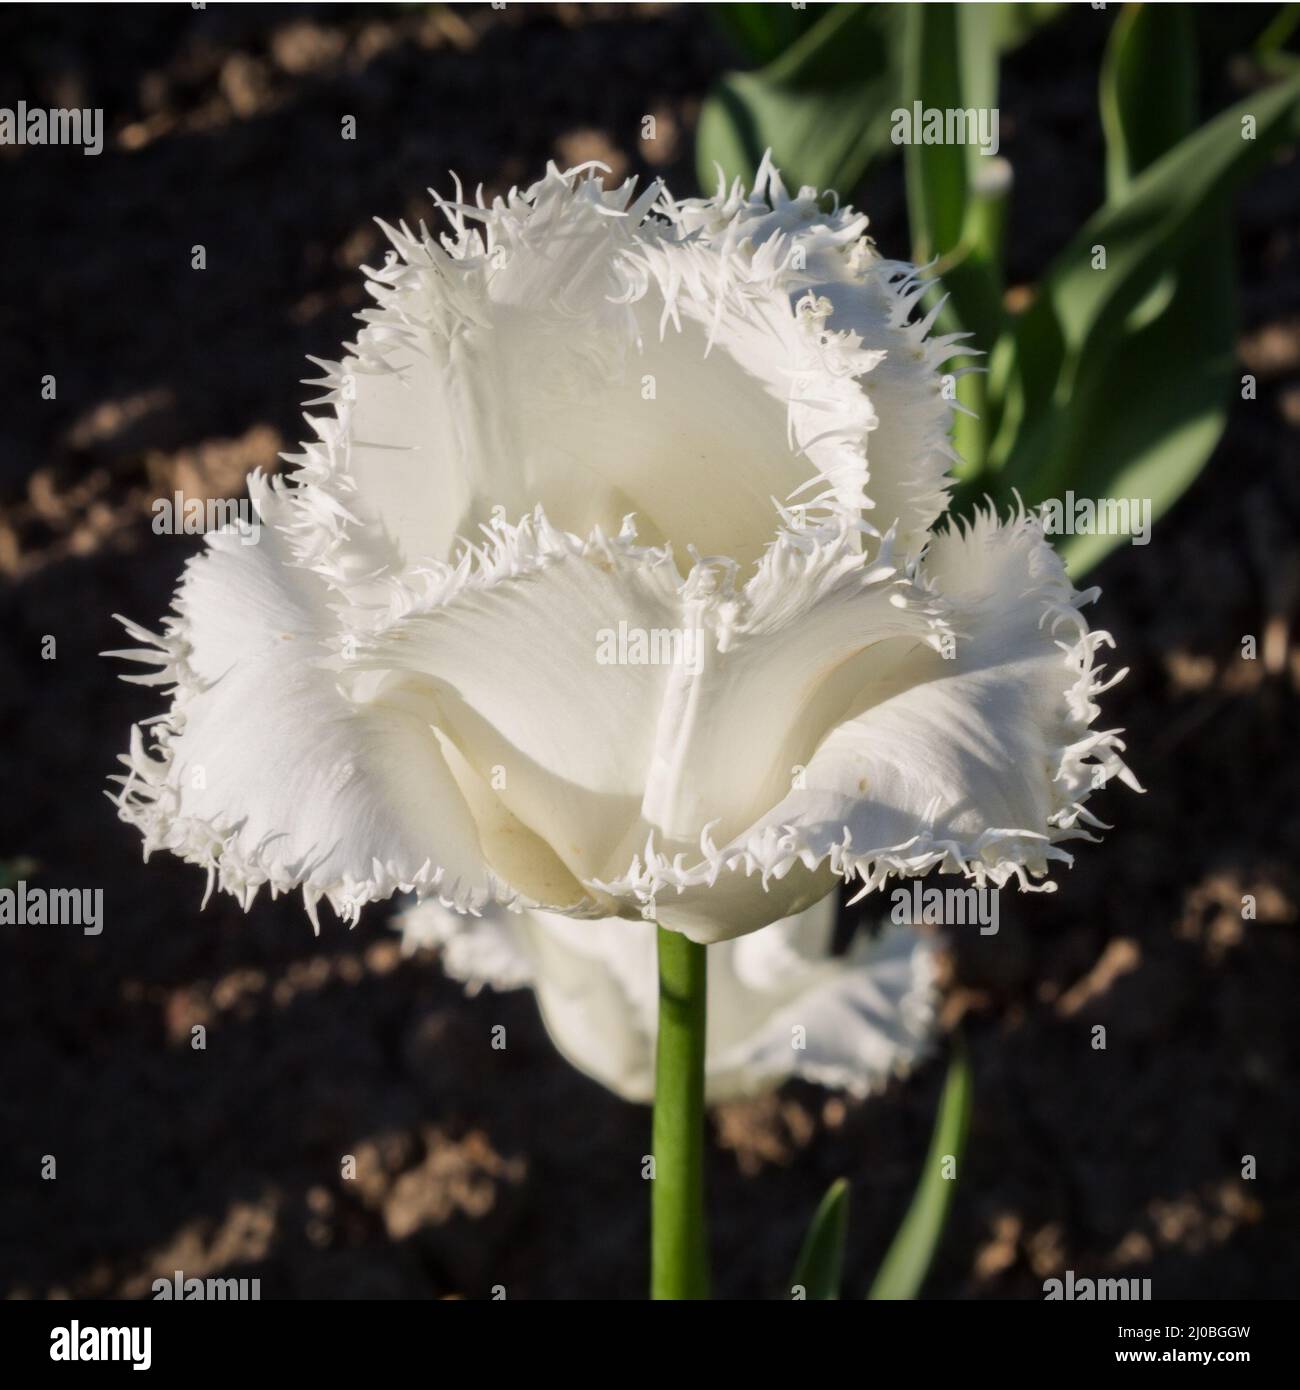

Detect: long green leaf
[696, 3, 903, 195]
[903, 3, 1000, 265]
[984, 69, 1299, 572]
[1054, 2, 1230, 573]
[901, 3, 1006, 472]
[1053, 268, 1234, 575]
[868, 1037, 972, 1301]
[1100, 3, 1197, 202]
[790, 1177, 851, 1300]
[1253, 3, 1300, 75]
[697, 2, 1067, 196]
[1032, 72, 1298, 370]
[711, 1, 821, 67]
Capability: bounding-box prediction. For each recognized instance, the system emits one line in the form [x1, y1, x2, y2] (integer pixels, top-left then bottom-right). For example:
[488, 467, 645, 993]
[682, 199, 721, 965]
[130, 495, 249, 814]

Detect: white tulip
[398, 893, 939, 1104]
[109, 158, 1136, 943]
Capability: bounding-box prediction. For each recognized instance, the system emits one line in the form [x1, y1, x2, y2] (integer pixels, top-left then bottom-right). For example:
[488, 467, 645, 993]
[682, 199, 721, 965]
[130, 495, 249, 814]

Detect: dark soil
[0, 3, 1297, 1300]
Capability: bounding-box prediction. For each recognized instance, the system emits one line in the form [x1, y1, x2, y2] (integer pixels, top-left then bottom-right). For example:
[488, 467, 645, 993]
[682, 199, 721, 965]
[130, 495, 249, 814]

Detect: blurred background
[0, 1, 1297, 1299]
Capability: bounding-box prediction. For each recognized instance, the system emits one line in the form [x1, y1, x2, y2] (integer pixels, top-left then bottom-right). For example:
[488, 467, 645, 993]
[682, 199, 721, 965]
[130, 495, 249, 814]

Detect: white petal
[636, 522, 943, 854]
[302, 169, 818, 586]
[288, 163, 956, 612]
[588, 508, 1135, 940]
[109, 481, 526, 921]
[726, 508, 1140, 900]
[816, 256, 964, 561]
[709, 915, 939, 1099]
[398, 896, 658, 1099]
[358, 510, 685, 894]
[666, 158, 962, 555]
[366, 510, 945, 926]
[397, 891, 939, 1104]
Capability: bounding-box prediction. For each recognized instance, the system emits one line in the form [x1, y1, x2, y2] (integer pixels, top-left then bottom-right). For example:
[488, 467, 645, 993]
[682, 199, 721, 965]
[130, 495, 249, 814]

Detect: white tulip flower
[397, 893, 939, 1104]
[109, 158, 1135, 945]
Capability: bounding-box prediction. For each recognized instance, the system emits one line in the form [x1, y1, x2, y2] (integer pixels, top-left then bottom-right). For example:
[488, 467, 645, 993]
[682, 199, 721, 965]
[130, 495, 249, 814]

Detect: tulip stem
[651, 925, 710, 1299]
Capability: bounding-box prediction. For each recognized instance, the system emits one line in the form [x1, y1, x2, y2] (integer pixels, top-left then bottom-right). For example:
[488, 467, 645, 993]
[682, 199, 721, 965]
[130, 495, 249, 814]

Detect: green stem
[651, 925, 710, 1299]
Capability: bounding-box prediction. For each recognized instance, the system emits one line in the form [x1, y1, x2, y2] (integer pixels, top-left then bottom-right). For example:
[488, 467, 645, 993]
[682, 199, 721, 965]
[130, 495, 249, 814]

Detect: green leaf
[710, 1, 821, 67]
[1256, 4, 1300, 75]
[990, 1, 1068, 50]
[1053, 3, 1229, 573]
[900, 3, 1007, 472]
[1100, 4, 1197, 203]
[696, 2, 1069, 197]
[1028, 73, 1298, 376]
[984, 70, 1300, 573]
[790, 1177, 851, 1301]
[902, 3, 1000, 265]
[695, 3, 905, 194]
[868, 1037, 972, 1301]
[1053, 259, 1234, 576]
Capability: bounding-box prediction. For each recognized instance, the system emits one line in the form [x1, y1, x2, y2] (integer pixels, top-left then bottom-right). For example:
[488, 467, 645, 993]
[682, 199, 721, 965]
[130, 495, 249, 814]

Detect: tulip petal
[398, 891, 939, 1104]
[109, 481, 548, 922]
[636, 523, 946, 854]
[289, 163, 960, 611]
[298, 170, 821, 587]
[711, 914, 939, 1100]
[775, 508, 1141, 897]
[666, 157, 964, 555]
[596, 509, 1136, 941]
[363, 510, 948, 908]
[358, 510, 687, 893]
